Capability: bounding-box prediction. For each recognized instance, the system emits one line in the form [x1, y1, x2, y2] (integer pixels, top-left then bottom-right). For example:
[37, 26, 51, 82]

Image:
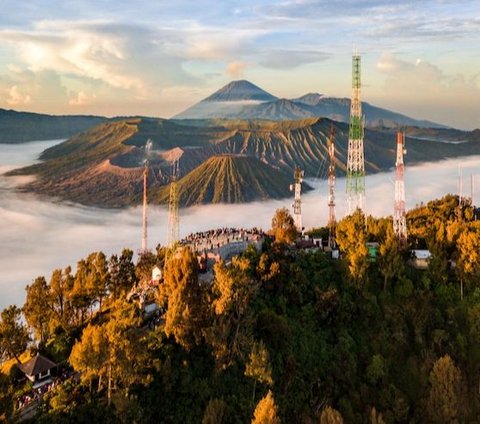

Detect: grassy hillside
[7, 117, 480, 207]
[152, 155, 298, 206]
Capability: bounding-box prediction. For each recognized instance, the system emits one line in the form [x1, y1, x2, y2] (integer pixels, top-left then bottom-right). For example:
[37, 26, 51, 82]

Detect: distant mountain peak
[203, 80, 277, 102]
[294, 93, 324, 106]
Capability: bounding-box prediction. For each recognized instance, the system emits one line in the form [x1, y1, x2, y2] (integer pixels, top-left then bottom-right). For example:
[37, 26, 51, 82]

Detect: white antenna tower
[393, 131, 407, 244]
[290, 166, 304, 232]
[141, 139, 153, 254]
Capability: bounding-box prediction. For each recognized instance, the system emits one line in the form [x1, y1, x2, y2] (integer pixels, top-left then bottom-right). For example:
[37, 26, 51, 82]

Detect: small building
[18, 354, 57, 389]
[410, 249, 432, 269]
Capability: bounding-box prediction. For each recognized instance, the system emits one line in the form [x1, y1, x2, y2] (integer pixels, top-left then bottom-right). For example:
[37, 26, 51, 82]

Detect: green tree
[108, 249, 138, 300]
[245, 341, 273, 403]
[319, 406, 344, 424]
[161, 247, 206, 350]
[336, 210, 369, 287]
[49, 267, 75, 331]
[426, 355, 464, 423]
[202, 398, 227, 424]
[378, 231, 405, 291]
[23, 276, 52, 344]
[0, 305, 29, 364]
[269, 208, 297, 244]
[251, 390, 280, 424]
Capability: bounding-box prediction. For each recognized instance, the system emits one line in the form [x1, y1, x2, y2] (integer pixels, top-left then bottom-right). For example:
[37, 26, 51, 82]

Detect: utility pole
[346, 52, 365, 215]
[167, 159, 180, 248]
[290, 166, 304, 232]
[327, 124, 336, 248]
[393, 131, 407, 244]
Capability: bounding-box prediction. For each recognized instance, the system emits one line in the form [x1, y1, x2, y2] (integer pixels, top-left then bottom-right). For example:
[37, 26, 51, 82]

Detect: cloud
[1, 139, 479, 309]
[226, 61, 247, 78]
[374, 54, 480, 129]
[6, 85, 31, 106]
[259, 50, 330, 70]
[68, 91, 96, 106]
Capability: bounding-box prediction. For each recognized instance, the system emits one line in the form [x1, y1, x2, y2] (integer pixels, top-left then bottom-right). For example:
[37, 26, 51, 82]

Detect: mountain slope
[0, 108, 107, 143]
[153, 155, 296, 206]
[8, 117, 480, 208]
[203, 80, 277, 102]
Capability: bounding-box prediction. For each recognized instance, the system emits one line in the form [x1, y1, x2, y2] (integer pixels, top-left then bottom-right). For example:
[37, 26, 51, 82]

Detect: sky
[0, 0, 479, 129]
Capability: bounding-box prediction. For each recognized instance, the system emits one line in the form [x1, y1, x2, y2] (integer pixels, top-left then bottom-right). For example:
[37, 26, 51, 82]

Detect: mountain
[174, 80, 447, 129]
[203, 80, 277, 102]
[153, 155, 296, 206]
[173, 80, 277, 120]
[0, 108, 107, 143]
[8, 117, 480, 208]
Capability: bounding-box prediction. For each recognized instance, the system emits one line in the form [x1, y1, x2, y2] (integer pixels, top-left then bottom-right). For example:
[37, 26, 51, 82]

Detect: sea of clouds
[0, 140, 478, 309]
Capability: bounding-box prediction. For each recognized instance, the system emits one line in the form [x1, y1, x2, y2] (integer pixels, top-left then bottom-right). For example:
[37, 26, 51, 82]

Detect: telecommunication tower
[290, 166, 304, 232]
[167, 159, 180, 248]
[346, 53, 365, 214]
[393, 131, 407, 243]
[327, 125, 336, 248]
[141, 140, 153, 254]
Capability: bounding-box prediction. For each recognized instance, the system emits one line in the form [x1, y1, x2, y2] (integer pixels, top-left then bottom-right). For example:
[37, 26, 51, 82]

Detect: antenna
[291, 166, 304, 232]
[393, 131, 407, 244]
[346, 52, 365, 214]
[141, 139, 153, 254]
[327, 124, 336, 249]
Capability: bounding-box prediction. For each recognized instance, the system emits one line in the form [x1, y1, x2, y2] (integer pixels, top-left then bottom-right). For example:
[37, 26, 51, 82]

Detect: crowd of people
[16, 370, 73, 412]
[181, 227, 265, 252]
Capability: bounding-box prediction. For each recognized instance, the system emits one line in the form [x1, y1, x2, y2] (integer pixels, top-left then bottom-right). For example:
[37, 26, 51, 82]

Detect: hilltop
[8, 117, 480, 208]
[0, 108, 107, 143]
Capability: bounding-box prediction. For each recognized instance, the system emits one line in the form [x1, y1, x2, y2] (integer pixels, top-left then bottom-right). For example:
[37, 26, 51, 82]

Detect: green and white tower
[346, 53, 365, 214]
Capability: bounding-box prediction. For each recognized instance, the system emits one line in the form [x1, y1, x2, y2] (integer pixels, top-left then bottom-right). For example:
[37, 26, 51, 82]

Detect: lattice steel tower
[141, 140, 152, 254]
[327, 125, 336, 248]
[346, 53, 365, 214]
[290, 166, 304, 232]
[167, 159, 180, 248]
[393, 131, 407, 243]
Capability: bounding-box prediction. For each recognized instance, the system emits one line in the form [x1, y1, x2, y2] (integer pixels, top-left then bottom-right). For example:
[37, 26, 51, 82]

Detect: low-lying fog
[0, 140, 479, 309]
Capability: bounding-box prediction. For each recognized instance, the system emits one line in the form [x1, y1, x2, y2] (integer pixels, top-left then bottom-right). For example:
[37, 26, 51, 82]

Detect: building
[18, 354, 57, 389]
[410, 250, 432, 269]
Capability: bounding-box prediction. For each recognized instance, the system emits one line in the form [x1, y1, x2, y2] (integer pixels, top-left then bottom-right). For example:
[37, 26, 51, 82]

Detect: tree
[69, 323, 109, 392]
[336, 210, 369, 287]
[319, 406, 344, 424]
[23, 276, 52, 344]
[378, 231, 405, 291]
[0, 305, 29, 364]
[370, 407, 385, 424]
[85, 251, 109, 309]
[456, 227, 480, 294]
[251, 390, 280, 424]
[49, 267, 75, 331]
[202, 398, 227, 424]
[161, 247, 206, 350]
[208, 257, 258, 366]
[108, 249, 138, 300]
[245, 341, 273, 403]
[269, 208, 297, 244]
[426, 355, 464, 423]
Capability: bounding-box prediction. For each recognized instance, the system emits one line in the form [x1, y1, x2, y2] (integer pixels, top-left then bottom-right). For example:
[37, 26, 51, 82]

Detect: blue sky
[0, 0, 478, 129]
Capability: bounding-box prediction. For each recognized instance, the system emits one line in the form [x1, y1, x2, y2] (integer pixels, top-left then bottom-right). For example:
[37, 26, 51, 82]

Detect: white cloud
[68, 91, 96, 106]
[226, 61, 247, 78]
[6, 85, 31, 105]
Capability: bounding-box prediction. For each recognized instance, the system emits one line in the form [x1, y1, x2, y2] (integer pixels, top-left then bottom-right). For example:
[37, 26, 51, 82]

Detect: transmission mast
[290, 166, 304, 232]
[167, 159, 180, 248]
[393, 131, 407, 243]
[141, 140, 152, 254]
[346, 52, 365, 214]
[327, 125, 336, 248]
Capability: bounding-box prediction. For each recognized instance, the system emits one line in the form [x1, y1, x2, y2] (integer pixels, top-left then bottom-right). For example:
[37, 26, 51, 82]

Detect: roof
[18, 354, 56, 377]
[412, 250, 431, 259]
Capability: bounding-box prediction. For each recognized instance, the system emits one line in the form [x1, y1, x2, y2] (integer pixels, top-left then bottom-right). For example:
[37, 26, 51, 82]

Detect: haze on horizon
[0, 0, 478, 130]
